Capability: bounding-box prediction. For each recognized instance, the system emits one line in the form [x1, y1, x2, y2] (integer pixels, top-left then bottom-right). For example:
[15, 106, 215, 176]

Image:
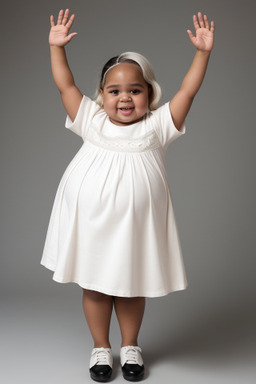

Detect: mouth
[119, 107, 135, 116]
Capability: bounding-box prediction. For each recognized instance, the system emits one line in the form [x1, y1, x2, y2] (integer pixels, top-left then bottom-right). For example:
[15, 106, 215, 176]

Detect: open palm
[49, 9, 77, 47]
[187, 12, 215, 51]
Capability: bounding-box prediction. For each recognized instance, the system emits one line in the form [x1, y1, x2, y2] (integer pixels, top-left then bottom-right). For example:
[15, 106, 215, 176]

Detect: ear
[99, 88, 104, 107]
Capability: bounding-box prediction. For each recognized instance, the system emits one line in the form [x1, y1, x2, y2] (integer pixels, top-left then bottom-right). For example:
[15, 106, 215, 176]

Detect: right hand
[49, 9, 77, 47]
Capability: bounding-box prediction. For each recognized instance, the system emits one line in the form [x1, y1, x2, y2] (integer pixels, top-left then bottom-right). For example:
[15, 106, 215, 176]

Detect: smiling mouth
[118, 107, 135, 116]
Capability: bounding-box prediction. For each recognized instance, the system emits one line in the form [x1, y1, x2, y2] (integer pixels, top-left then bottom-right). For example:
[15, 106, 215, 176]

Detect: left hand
[187, 12, 215, 52]
[49, 9, 77, 47]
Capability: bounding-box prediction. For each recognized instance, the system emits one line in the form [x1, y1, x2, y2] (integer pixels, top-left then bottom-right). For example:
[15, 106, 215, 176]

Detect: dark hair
[99, 56, 119, 87]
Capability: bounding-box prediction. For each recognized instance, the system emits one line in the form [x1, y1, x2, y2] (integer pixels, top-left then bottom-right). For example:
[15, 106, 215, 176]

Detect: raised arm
[169, 12, 215, 131]
[49, 9, 83, 122]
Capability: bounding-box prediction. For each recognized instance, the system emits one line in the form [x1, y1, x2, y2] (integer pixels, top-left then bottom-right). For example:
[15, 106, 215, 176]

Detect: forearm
[50, 45, 75, 93]
[180, 49, 211, 98]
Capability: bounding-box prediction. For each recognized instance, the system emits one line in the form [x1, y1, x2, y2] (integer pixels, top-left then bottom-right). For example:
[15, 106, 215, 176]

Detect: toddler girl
[41, 8, 214, 382]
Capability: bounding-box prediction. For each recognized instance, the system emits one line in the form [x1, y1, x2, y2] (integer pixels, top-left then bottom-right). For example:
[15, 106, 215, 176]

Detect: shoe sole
[90, 371, 112, 382]
[122, 372, 144, 382]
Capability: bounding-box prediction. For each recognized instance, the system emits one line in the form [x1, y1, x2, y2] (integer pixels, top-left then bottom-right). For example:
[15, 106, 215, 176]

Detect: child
[41, 9, 214, 382]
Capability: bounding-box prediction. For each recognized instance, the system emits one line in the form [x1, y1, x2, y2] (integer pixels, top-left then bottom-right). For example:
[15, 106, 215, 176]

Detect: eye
[131, 89, 141, 94]
[110, 90, 119, 95]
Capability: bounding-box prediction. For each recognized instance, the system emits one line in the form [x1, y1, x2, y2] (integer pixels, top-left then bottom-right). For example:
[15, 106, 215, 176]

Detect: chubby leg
[113, 296, 146, 347]
[82, 289, 113, 348]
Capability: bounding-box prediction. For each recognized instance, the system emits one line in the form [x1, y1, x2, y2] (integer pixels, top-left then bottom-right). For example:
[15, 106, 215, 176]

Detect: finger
[210, 21, 215, 33]
[66, 14, 75, 29]
[66, 32, 78, 43]
[62, 9, 70, 25]
[198, 12, 205, 28]
[204, 14, 209, 29]
[57, 9, 64, 25]
[193, 14, 200, 31]
[50, 15, 55, 27]
[187, 29, 196, 44]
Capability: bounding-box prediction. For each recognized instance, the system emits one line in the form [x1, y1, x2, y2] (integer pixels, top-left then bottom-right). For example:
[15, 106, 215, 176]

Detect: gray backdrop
[1, 0, 256, 383]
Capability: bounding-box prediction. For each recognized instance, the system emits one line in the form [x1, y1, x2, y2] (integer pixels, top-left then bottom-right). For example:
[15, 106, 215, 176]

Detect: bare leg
[82, 289, 113, 348]
[113, 296, 146, 347]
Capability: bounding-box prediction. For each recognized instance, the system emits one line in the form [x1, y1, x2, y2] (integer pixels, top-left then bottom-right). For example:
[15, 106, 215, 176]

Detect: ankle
[121, 341, 138, 348]
[94, 342, 111, 349]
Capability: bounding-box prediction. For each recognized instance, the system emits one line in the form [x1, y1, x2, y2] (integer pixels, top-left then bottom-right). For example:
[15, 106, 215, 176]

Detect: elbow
[179, 87, 195, 103]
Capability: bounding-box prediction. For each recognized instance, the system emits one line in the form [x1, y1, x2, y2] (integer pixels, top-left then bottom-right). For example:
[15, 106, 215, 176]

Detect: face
[100, 63, 150, 126]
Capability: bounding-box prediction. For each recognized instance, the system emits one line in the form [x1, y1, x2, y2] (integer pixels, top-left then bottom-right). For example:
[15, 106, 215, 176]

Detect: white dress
[41, 95, 188, 297]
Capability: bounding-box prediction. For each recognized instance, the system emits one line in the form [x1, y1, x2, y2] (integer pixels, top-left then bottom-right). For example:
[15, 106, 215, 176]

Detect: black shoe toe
[90, 364, 112, 382]
[122, 363, 144, 381]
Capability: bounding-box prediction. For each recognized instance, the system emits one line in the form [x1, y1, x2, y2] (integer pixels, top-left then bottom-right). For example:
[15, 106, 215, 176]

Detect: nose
[120, 95, 132, 102]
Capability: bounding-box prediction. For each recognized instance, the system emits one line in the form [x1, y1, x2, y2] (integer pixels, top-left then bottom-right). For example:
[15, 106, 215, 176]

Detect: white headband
[101, 57, 122, 88]
[101, 57, 142, 88]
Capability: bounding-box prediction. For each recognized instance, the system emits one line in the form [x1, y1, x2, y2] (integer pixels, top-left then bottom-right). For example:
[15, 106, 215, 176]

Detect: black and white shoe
[120, 346, 144, 381]
[89, 347, 113, 382]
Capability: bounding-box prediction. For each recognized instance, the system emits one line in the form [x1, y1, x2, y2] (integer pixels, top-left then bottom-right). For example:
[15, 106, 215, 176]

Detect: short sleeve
[65, 95, 100, 140]
[152, 102, 186, 150]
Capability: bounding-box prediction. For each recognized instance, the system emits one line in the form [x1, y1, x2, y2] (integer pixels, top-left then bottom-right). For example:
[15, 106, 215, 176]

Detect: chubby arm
[169, 12, 215, 131]
[49, 9, 83, 122]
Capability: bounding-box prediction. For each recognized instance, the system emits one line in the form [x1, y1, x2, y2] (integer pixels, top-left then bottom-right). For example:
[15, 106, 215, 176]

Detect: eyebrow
[106, 83, 145, 89]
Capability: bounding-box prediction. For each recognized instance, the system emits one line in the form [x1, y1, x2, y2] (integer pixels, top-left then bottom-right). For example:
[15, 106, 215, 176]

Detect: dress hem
[40, 261, 188, 298]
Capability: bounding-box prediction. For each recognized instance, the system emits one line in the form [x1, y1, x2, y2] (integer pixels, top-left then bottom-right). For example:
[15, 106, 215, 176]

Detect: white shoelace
[124, 348, 139, 364]
[94, 350, 110, 365]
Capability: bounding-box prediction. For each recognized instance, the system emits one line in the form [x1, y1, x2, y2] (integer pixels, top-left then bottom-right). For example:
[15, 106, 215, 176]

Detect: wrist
[196, 49, 211, 56]
[50, 44, 65, 50]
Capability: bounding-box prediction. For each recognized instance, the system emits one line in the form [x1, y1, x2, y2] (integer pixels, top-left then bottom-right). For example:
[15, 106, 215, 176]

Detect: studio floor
[1, 292, 256, 384]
